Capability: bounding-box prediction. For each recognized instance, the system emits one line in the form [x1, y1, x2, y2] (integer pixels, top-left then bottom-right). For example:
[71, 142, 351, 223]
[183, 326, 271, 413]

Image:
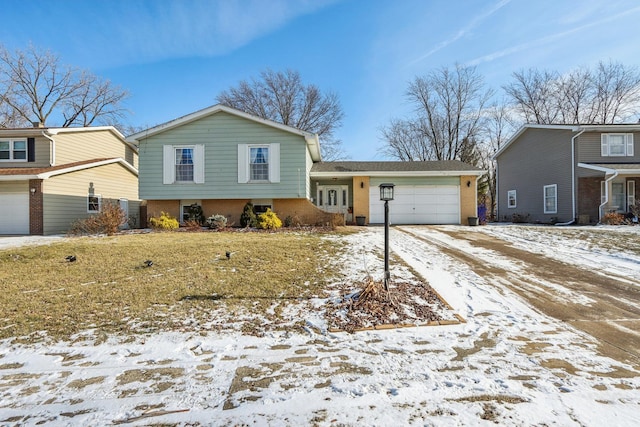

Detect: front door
[317, 185, 348, 214]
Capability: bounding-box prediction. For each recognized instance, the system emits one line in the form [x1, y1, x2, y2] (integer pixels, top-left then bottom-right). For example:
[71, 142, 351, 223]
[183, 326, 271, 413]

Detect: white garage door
[369, 185, 460, 224]
[0, 193, 30, 234]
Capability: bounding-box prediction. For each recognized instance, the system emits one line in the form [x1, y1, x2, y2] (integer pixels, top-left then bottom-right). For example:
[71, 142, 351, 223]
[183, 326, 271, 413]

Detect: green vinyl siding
[138, 111, 309, 200]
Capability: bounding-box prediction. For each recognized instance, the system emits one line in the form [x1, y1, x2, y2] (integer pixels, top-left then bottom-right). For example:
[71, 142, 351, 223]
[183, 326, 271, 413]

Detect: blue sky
[2, 0, 640, 160]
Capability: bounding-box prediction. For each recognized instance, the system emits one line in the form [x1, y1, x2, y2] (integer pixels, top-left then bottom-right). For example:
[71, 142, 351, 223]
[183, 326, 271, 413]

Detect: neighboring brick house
[0, 125, 140, 235]
[494, 124, 640, 224]
[128, 104, 484, 226]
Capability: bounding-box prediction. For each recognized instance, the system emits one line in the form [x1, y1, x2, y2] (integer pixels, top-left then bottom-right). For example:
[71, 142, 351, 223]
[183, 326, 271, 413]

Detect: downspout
[598, 170, 619, 223]
[42, 131, 55, 166]
[555, 128, 584, 226]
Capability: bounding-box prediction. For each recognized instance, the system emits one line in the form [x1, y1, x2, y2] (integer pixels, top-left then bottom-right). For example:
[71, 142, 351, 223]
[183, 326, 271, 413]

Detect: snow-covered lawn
[1, 225, 639, 426]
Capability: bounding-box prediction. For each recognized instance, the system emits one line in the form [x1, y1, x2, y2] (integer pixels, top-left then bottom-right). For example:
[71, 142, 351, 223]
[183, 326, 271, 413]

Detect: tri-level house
[494, 124, 640, 224]
[0, 125, 140, 235]
[128, 104, 483, 226]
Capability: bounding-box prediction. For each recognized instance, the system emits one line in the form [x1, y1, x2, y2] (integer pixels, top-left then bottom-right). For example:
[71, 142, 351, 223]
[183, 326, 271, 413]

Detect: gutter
[41, 130, 55, 166]
[570, 129, 585, 222]
[598, 170, 619, 223]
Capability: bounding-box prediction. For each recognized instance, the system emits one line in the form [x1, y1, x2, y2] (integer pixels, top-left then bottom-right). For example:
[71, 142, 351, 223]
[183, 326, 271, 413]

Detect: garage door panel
[0, 193, 29, 234]
[369, 185, 459, 224]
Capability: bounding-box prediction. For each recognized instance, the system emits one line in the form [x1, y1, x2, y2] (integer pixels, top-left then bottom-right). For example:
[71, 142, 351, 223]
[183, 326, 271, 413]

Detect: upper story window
[175, 147, 194, 182]
[250, 146, 269, 181]
[162, 144, 204, 184]
[0, 139, 27, 161]
[601, 134, 634, 157]
[238, 143, 280, 183]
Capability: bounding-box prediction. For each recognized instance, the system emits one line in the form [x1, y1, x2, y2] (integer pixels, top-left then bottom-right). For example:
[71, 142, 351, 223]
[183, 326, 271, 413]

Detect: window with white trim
[250, 146, 269, 181]
[238, 143, 280, 183]
[0, 139, 27, 161]
[507, 190, 517, 208]
[543, 184, 557, 214]
[628, 180, 636, 210]
[88, 195, 102, 213]
[162, 145, 205, 184]
[175, 147, 194, 182]
[601, 134, 634, 157]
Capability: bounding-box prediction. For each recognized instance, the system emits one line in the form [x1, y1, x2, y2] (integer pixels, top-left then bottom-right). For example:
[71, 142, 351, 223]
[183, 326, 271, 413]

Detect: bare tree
[381, 64, 492, 165]
[504, 61, 640, 124]
[217, 69, 345, 160]
[477, 101, 517, 218]
[0, 44, 128, 127]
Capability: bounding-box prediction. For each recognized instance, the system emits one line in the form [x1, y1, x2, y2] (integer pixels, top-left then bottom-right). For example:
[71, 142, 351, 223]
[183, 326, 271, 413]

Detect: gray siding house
[495, 124, 640, 224]
[128, 105, 484, 226]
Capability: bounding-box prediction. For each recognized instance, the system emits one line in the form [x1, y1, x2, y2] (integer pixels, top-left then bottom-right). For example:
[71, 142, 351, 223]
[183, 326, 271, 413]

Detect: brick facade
[28, 179, 44, 235]
[145, 198, 343, 228]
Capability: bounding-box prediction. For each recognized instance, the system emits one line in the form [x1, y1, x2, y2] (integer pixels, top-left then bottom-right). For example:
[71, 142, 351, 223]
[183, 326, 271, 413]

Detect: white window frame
[175, 146, 195, 182]
[0, 139, 28, 162]
[163, 144, 204, 184]
[238, 143, 280, 183]
[88, 194, 102, 213]
[601, 133, 634, 157]
[543, 184, 557, 214]
[507, 190, 517, 208]
[628, 180, 636, 211]
[249, 145, 270, 182]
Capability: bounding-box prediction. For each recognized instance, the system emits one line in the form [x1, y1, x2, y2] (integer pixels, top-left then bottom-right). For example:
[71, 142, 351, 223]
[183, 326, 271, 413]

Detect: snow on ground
[1, 226, 639, 426]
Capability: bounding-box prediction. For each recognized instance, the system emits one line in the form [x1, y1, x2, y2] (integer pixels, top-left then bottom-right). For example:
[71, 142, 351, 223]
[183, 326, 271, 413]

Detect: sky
[2, 0, 640, 160]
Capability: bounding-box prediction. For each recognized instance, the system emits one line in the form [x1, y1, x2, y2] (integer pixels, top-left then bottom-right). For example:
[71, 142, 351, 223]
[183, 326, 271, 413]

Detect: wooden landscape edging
[328, 313, 466, 333]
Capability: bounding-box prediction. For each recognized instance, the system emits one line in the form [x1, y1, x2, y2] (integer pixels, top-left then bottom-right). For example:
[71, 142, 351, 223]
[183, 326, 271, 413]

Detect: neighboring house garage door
[369, 185, 460, 224]
[0, 193, 29, 234]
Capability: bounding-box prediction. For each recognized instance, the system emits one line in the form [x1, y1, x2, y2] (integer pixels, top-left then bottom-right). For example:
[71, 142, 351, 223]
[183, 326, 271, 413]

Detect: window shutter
[626, 134, 634, 156]
[628, 180, 636, 209]
[270, 143, 280, 183]
[194, 144, 205, 183]
[600, 181, 606, 204]
[601, 134, 609, 156]
[163, 145, 175, 184]
[27, 138, 35, 162]
[238, 144, 249, 183]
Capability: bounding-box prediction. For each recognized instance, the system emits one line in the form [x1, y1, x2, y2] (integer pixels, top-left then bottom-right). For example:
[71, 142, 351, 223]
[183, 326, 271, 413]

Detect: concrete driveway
[398, 226, 640, 365]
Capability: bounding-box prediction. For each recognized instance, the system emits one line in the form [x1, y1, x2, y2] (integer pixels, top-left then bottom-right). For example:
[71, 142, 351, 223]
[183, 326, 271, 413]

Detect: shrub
[149, 211, 179, 231]
[68, 201, 127, 236]
[240, 202, 257, 228]
[601, 212, 624, 225]
[183, 219, 203, 231]
[207, 214, 228, 230]
[257, 208, 282, 230]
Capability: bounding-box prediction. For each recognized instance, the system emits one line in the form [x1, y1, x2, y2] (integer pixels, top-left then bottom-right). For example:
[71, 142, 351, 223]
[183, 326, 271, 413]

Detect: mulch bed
[327, 276, 461, 333]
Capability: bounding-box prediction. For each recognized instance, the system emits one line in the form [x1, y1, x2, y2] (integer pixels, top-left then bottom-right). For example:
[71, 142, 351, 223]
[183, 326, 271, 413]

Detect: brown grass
[0, 230, 343, 341]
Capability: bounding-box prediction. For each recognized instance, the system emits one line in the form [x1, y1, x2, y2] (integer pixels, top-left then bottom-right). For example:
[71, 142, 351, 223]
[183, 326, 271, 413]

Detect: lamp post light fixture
[379, 183, 395, 291]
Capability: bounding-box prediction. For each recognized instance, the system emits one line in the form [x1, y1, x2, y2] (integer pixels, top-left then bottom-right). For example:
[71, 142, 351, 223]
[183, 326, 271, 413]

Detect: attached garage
[369, 185, 460, 224]
[0, 193, 29, 234]
[310, 160, 484, 226]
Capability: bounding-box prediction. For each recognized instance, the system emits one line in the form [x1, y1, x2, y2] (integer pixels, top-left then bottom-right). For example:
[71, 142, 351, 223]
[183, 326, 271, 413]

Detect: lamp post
[379, 183, 395, 291]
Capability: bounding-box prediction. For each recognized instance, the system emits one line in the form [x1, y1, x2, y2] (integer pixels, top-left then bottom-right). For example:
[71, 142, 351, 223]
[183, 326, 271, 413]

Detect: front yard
[1, 225, 639, 426]
[0, 230, 347, 340]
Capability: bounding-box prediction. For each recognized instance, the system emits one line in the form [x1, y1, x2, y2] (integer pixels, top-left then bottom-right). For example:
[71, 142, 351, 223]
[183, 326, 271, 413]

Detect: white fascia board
[39, 158, 138, 179]
[493, 124, 579, 160]
[305, 134, 322, 162]
[47, 127, 138, 152]
[0, 175, 38, 181]
[579, 125, 640, 132]
[310, 170, 486, 178]
[578, 162, 640, 174]
[126, 104, 318, 143]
